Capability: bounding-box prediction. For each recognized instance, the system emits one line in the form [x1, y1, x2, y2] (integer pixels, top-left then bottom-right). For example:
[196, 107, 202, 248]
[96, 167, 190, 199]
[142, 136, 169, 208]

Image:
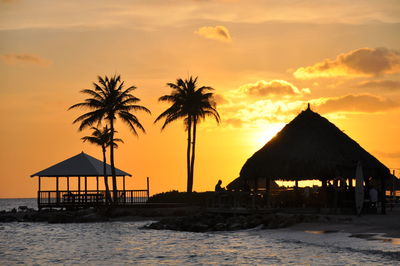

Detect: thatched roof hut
[239, 106, 390, 182]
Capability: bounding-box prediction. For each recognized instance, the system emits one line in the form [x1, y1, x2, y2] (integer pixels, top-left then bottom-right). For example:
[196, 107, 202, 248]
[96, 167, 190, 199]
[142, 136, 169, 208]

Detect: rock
[48, 212, 76, 223]
[213, 223, 226, 231]
[0, 215, 17, 222]
[18, 206, 28, 212]
[189, 223, 209, 232]
[228, 223, 242, 231]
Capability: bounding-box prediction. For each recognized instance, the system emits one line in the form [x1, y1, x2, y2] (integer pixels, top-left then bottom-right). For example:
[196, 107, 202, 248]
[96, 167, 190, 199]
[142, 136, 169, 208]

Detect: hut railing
[38, 189, 149, 207]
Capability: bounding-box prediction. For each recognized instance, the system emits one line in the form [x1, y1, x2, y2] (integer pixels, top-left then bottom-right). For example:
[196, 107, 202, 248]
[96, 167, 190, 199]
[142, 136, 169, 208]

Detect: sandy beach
[290, 209, 400, 239]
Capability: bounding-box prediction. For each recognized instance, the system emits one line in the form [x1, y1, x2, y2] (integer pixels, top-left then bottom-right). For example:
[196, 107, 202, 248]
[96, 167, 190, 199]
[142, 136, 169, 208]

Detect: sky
[0, 0, 399, 198]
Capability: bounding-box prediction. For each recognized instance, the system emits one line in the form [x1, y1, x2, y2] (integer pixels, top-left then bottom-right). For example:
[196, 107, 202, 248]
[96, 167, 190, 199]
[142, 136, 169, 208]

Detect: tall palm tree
[155, 76, 220, 192]
[69, 75, 150, 201]
[81, 126, 123, 204]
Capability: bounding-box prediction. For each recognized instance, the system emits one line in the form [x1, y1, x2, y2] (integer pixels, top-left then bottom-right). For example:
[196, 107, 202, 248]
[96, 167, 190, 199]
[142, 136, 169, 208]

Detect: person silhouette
[215, 180, 225, 192]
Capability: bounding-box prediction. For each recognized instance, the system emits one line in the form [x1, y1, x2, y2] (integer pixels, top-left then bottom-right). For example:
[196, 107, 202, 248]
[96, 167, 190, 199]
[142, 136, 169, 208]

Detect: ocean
[1, 198, 400, 265]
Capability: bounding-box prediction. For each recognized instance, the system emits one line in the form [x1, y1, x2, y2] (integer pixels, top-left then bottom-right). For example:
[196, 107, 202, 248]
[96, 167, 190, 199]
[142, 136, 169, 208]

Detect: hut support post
[348, 177, 353, 189]
[252, 177, 258, 208]
[381, 176, 386, 215]
[67, 176, 70, 192]
[322, 180, 327, 208]
[265, 177, 271, 208]
[56, 176, 59, 204]
[295, 180, 300, 207]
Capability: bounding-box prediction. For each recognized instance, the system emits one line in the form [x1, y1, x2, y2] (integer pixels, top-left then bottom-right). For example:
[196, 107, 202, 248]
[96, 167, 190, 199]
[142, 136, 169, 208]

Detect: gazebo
[31, 152, 149, 210]
[234, 105, 390, 213]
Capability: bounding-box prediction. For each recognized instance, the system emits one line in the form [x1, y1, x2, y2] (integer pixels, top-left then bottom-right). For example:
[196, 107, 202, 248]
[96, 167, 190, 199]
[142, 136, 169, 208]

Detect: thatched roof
[31, 152, 131, 177]
[240, 106, 390, 181]
[387, 174, 400, 190]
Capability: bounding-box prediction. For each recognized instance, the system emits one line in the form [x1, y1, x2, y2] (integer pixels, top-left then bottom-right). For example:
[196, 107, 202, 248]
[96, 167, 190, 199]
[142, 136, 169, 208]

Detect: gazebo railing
[38, 189, 149, 208]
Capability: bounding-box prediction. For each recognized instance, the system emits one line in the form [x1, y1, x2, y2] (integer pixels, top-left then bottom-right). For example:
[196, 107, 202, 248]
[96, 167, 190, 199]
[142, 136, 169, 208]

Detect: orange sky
[0, 0, 400, 198]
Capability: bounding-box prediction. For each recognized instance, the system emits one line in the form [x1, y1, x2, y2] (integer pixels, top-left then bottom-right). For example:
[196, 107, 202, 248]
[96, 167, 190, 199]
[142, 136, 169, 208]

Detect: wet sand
[291, 209, 400, 238]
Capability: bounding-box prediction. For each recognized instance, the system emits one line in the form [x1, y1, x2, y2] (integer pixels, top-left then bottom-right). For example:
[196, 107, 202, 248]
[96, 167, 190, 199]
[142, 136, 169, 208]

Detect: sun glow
[252, 123, 286, 149]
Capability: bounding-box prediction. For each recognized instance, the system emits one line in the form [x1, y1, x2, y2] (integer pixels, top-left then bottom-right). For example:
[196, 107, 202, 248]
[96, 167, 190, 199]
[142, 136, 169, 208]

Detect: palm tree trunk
[102, 146, 112, 204]
[189, 117, 197, 193]
[186, 116, 192, 193]
[110, 118, 118, 203]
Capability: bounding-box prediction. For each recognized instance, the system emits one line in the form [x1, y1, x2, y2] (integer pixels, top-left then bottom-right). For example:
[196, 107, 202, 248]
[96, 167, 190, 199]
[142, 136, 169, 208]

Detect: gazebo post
[78, 176, 81, 202]
[147, 177, 150, 200]
[38, 176, 41, 210]
[123, 176, 126, 203]
[123, 176, 126, 191]
[56, 176, 59, 204]
[84, 176, 87, 203]
[67, 176, 70, 192]
[96, 176, 99, 202]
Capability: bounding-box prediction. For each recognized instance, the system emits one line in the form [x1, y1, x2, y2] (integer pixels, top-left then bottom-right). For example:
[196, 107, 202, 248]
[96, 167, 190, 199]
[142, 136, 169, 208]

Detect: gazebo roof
[239, 106, 390, 181]
[31, 152, 132, 177]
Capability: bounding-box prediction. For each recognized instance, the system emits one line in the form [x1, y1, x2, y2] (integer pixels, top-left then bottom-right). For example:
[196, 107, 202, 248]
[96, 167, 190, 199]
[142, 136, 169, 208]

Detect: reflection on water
[305, 230, 340, 234]
[1, 222, 400, 265]
[383, 238, 400, 245]
[351, 233, 400, 245]
[0, 198, 36, 212]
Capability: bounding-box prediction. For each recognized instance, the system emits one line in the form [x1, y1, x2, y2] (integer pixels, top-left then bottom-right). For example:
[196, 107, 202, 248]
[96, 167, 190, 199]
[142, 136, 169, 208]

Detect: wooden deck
[38, 189, 149, 209]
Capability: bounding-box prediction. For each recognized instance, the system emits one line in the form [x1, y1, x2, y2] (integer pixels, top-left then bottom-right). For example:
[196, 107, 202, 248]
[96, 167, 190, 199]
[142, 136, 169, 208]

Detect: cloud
[314, 94, 399, 114]
[239, 80, 310, 98]
[0, 53, 51, 66]
[213, 94, 229, 105]
[214, 80, 310, 128]
[355, 80, 400, 91]
[2, 1, 400, 32]
[194, 26, 232, 42]
[293, 47, 400, 79]
[224, 118, 244, 128]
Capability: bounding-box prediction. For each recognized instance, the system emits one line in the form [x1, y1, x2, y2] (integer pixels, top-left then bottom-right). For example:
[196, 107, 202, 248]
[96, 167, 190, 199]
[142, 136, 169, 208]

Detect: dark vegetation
[147, 190, 213, 206]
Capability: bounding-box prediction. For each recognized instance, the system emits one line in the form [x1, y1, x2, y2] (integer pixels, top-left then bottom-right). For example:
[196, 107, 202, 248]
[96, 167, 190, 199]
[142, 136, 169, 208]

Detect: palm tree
[155, 76, 220, 192]
[81, 126, 123, 204]
[69, 75, 151, 201]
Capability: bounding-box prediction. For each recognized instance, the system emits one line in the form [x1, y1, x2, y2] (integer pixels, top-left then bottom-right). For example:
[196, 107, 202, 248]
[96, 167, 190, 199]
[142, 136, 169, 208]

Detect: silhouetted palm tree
[155, 76, 220, 192]
[70, 75, 150, 201]
[81, 126, 123, 204]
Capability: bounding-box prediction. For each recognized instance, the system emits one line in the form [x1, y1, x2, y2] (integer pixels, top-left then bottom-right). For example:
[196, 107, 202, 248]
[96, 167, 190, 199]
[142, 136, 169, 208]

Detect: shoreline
[290, 210, 400, 238]
[1, 207, 400, 240]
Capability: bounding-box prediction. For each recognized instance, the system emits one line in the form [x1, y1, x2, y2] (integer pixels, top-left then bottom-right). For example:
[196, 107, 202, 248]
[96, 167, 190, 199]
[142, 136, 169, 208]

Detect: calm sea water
[0, 198, 37, 212]
[1, 199, 400, 265]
